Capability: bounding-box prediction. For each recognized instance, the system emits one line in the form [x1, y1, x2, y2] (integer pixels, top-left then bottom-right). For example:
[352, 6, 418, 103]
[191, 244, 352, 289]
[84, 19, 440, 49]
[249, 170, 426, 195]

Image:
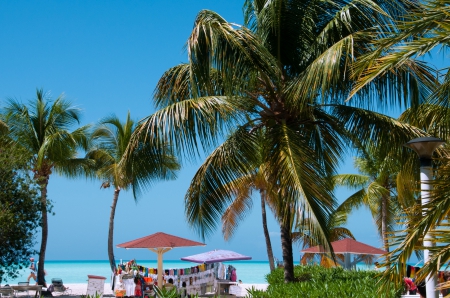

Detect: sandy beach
[39, 283, 268, 297]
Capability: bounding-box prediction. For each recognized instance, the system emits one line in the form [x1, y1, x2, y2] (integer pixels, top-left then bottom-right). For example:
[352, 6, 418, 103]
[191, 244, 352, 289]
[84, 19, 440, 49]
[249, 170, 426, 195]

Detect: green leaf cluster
[0, 137, 41, 284]
[247, 265, 403, 298]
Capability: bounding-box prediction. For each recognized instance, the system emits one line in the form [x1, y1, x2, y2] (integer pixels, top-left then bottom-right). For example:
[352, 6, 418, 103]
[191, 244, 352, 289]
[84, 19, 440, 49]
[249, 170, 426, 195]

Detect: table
[216, 280, 238, 297]
[11, 285, 43, 298]
[0, 287, 15, 298]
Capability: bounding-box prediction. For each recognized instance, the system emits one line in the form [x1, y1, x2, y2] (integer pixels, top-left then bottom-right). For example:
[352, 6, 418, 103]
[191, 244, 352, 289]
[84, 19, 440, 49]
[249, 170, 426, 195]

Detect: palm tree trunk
[108, 188, 120, 273]
[280, 212, 294, 282]
[37, 177, 49, 287]
[260, 189, 275, 271]
[381, 194, 389, 253]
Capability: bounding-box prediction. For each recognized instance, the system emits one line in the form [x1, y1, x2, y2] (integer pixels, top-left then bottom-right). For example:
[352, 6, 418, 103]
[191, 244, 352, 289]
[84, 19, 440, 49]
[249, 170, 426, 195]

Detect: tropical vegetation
[88, 112, 180, 272]
[0, 136, 41, 284]
[333, 144, 409, 254]
[131, 0, 435, 282]
[349, 0, 450, 293]
[1, 89, 93, 286]
[246, 265, 403, 298]
[294, 211, 358, 267]
[219, 157, 278, 272]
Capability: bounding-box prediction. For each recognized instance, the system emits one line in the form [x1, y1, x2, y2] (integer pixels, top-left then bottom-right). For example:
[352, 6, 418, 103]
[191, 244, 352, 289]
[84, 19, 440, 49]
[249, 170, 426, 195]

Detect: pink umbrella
[181, 249, 251, 263]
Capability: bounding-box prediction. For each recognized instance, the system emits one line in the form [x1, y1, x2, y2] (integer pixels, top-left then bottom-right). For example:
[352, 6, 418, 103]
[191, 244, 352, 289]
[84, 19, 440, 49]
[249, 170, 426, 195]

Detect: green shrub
[246, 265, 403, 298]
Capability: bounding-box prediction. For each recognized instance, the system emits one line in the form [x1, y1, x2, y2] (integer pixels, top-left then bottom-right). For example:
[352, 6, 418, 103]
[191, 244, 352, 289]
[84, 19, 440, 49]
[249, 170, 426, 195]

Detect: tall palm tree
[219, 161, 278, 272]
[0, 120, 7, 134]
[349, 0, 450, 290]
[89, 112, 180, 272]
[333, 144, 414, 254]
[133, 0, 435, 282]
[294, 212, 359, 267]
[2, 89, 93, 286]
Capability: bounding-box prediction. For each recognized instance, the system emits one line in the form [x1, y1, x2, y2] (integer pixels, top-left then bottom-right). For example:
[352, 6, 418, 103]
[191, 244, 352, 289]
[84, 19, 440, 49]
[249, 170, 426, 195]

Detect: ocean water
[2, 260, 375, 285]
[2, 260, 271, 285]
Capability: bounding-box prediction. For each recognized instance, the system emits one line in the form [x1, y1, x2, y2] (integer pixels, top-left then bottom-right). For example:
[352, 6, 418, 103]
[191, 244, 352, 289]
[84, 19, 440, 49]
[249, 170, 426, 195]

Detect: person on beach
[416, 280, 426, 298]
[163, 278, 176, 291]
[374, 262, 380, 271]
[27, 257, 36, 282]
[404, 277, 417, 295]
[179, 281, 187, 298]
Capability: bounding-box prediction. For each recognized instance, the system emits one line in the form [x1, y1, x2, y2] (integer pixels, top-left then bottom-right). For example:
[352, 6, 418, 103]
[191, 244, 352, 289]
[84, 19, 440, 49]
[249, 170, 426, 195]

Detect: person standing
[404, 277, 418, 295]
[27, 258, 36, 283]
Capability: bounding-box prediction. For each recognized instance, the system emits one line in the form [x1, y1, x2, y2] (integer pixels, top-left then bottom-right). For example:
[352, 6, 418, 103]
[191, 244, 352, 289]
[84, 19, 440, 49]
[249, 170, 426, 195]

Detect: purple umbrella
[181, 249, 252, 263]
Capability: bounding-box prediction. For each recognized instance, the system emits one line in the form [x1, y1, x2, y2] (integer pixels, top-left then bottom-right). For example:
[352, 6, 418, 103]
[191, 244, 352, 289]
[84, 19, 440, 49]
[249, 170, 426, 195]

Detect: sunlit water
[2, 260, 375, 285]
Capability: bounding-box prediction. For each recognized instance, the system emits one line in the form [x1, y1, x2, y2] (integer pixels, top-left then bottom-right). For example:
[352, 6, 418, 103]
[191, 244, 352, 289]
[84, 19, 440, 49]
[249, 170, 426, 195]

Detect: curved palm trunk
[37, 177, 49, 287]
[381, 194, 389, 254]
[108, 188, 120, 272]
[280, 211, 294, 283]
[260, 189, 275, 271]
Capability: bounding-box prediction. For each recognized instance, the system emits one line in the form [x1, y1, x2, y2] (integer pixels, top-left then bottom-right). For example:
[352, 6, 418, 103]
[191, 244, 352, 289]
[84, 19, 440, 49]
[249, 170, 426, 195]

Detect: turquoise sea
[2, 260, 375, 285]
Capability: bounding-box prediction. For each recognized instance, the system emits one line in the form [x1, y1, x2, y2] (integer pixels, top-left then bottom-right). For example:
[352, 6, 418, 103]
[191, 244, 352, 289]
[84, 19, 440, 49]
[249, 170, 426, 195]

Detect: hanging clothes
[123, 276, 135, 296]
[217, 263, 226, 280]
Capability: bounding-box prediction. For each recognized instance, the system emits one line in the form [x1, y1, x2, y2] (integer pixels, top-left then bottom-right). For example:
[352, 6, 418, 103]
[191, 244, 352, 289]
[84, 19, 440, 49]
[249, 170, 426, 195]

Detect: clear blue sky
[0, 0, 394, 263]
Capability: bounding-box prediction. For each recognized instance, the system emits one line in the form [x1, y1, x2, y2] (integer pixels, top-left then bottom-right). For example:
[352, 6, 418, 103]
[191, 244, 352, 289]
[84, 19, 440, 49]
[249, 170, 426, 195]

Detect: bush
[246, 265, 403, 298]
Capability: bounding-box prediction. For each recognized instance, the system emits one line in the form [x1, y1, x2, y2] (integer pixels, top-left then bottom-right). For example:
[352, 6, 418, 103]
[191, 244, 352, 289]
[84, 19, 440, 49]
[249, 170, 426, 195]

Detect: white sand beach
[46, 283, 268, 297]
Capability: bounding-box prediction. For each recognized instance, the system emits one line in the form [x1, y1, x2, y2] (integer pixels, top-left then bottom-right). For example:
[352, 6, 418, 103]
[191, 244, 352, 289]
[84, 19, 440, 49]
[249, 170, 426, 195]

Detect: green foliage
[80, 292, 103, 298]
[139, 0, 435, 283]
[248, 265, 403, 298]
[2, 88, 94, 285]
[0, 137, 41, 283]
[153, 286, 188, 298]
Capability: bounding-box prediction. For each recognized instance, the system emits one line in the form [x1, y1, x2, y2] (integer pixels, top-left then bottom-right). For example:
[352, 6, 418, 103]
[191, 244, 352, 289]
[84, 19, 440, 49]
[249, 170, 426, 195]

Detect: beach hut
[117, 232, 205, 288]
[300, 238, 386, 269]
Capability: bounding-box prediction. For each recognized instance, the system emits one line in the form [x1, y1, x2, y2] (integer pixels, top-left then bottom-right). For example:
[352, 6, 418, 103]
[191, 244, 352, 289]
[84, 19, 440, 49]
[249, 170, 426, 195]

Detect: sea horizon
[2, 260, 272, 285]
[2, 259, 376, 286]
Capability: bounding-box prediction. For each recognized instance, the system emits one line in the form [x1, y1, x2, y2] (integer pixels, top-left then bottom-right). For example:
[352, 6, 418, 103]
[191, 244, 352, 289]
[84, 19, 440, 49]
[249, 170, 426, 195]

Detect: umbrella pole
[344, 253, 351, 270]
[149, 248, 172, 288]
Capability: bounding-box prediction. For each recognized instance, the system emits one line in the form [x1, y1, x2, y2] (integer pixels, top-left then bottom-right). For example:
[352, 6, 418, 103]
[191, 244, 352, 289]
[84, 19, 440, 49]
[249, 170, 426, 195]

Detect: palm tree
[133, 0, 435, 282]
[294, 212, 359, 268]
[2, 89, 93, 286]
[333, 144, 413, 254]
[220, 162, 278, 272]
[0, 120, 7, 134]
[89, 112, 180, 272]
[349, 0, 450, 290]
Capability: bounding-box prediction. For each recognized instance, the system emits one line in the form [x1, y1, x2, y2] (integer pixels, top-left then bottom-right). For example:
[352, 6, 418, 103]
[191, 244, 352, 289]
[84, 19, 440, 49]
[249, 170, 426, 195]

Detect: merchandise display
[113, 260, 239, 297]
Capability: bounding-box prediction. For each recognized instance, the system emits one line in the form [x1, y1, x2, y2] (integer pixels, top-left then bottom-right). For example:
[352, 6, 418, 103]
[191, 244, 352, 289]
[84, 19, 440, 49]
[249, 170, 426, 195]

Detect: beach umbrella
[117, 232, 206, 287]
[300, 238, 386, 269]
[181, 249, 252, 263]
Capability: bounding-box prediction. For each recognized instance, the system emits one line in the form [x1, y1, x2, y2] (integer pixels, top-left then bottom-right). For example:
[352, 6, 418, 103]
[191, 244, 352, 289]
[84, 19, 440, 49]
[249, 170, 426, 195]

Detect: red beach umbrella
[301, 238, 386, 269]
[117, 232, 206, 287]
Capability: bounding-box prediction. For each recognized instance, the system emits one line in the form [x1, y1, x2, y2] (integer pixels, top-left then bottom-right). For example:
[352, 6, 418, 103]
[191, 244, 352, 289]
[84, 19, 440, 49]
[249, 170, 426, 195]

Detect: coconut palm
[349, 0, 450, 289]
[89, 112, 180, 272]
[294, 212, 358, 267]
[132, 0, 435, 282]
[0, 120, 7, 134]
[333, 144, 415, 254]
[220, 172, 277, 271]
[2, 89, 93, 286]
[220, 161, 278, 272]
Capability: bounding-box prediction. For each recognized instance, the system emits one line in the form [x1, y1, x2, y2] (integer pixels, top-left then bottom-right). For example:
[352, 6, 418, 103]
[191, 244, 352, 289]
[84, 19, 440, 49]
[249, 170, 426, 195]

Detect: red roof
[301, 238, 386, 255]
[116, 232, 206, 249]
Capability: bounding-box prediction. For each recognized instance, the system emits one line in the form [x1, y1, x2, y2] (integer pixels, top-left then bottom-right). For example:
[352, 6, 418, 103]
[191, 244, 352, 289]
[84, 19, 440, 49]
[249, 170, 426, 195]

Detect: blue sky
[0, 1, 407, 263]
